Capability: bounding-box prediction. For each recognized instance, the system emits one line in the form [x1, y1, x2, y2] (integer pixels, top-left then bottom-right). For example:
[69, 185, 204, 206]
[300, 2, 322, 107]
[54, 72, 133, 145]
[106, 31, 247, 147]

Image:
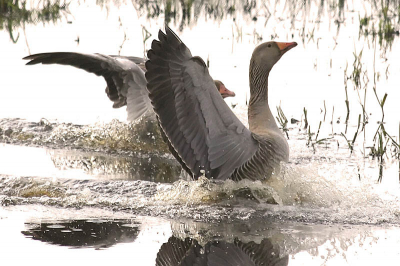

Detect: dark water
[1, 0, 400, 265]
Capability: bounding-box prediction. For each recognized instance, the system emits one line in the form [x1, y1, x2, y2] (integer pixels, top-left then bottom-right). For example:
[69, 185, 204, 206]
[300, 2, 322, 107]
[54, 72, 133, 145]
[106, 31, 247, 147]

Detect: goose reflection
[22, 219, 140, 249]
[21, 219, 288, 265]
[156, 236, 288, 266]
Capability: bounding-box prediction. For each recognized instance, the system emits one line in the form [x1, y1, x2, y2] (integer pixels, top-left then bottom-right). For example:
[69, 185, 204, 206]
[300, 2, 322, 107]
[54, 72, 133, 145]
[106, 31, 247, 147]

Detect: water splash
[0, 118, 169, 154]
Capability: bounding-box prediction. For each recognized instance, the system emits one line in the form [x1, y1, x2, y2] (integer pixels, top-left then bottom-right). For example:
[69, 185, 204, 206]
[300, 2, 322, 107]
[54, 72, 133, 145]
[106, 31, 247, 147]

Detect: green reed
[341, 114, 361, 153]
[142, 25, 152, 56]
[0, 0, 69, 43]
[359, 1, 400, 51]
[344, 47, 370, 137]
[344, 62, 350, 133]
[276, 106, 289, 139]
[303, 107, 308, 129]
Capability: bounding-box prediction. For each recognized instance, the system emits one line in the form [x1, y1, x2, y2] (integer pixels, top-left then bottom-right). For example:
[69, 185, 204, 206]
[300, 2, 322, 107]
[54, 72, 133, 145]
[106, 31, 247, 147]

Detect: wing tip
[23, 54, 40, 65]
[22, 53, 54, 65]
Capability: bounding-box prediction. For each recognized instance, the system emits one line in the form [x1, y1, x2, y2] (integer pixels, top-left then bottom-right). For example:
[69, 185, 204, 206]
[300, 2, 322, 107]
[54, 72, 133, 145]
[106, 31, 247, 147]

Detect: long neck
[248, 59, 279, 134]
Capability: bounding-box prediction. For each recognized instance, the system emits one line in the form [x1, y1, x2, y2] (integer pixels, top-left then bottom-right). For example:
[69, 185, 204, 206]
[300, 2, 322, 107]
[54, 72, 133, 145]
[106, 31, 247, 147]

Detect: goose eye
[267, 44, 272, 48]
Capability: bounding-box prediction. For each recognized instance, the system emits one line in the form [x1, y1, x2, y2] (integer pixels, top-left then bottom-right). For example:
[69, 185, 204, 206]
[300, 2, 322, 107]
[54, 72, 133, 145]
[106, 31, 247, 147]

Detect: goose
[23, 53, 235, 122]
[146, 26, 297, 181]
[156, 236, 288, 266]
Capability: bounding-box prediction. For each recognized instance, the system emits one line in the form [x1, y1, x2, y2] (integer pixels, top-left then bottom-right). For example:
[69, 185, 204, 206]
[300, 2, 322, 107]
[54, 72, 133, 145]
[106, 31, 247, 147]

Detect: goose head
[249, 41, 297, 105]
[214, 80, 236, 98]
[251, 41, 297, 73]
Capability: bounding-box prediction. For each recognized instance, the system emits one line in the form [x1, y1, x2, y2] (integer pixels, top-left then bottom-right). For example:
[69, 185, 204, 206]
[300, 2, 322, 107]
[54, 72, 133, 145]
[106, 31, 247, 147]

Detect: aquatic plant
[0, 0, 69, 43]
[276, 105, 289, 139]
[142, 25, 152, 56]
[344, 62, 350, 131]
[341, 114, 361, 153]
[302, 111, 333, 153]
[345, 48, 369, 131]
[359, 2, 400, 51]
[303, 107, 308, 129]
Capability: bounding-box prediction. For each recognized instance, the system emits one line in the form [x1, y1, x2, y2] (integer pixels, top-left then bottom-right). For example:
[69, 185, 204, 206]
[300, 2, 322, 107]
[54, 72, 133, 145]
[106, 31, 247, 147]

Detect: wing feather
[146, 26, 258, 180]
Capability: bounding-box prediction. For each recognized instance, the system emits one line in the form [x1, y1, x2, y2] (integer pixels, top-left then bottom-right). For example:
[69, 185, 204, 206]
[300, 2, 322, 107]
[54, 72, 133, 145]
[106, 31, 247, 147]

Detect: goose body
[146, 27, 297, 181]
[23, 53, 234, 122]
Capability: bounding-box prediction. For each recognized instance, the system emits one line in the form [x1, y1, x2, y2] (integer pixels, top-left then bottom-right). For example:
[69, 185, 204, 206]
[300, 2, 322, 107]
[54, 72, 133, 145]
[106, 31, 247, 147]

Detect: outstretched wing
[110, 55, 147, 72]
[24, 52, 151, 121]
[145, 26, 258, 180]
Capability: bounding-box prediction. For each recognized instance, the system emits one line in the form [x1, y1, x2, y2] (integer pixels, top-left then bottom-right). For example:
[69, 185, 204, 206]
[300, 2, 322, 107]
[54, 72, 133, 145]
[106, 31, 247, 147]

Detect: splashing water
[1, 116, 400, 225]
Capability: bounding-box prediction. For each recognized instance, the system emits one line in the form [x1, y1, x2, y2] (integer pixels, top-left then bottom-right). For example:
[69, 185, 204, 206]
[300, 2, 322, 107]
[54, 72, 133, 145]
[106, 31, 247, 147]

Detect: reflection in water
[22, 219, 140, 249]
[156, 236, 288, 266]
[20, 217, 287, 265]
[9, 207, 400, 264]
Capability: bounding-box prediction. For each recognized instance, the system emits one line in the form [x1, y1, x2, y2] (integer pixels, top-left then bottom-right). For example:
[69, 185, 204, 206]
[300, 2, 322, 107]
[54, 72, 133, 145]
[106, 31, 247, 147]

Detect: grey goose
[146, 26, 297, 181]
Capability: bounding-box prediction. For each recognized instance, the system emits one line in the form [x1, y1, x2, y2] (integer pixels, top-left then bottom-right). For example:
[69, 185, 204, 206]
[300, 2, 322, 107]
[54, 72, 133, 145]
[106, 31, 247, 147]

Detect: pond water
[1, 0, 400, 265]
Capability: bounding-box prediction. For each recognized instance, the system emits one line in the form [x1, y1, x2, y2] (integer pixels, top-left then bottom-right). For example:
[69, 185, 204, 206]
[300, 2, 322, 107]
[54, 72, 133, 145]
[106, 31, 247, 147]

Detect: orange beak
[276, 42, 298, 55]
[219, 84, 236, 98]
